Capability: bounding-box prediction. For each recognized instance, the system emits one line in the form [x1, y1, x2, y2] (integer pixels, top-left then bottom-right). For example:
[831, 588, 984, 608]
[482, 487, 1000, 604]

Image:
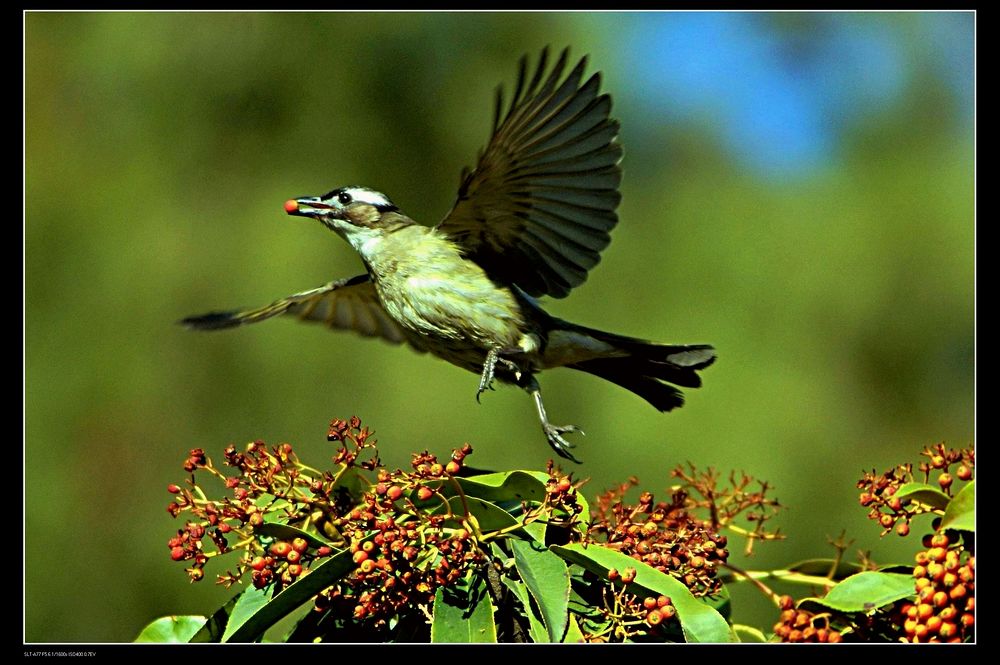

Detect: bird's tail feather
[552, 322, 716, 412]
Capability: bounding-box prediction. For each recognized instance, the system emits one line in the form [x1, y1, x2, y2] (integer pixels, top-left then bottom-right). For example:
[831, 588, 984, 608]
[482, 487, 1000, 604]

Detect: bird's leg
[476, 346, 521, 403]
[526, 376, 584, 464]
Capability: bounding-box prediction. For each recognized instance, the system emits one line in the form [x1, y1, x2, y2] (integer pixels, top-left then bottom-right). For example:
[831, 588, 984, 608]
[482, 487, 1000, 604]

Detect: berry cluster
[164, 417, 508, 629]
[312, 445, 488, 626]
[772, 596, 843, 643]
[587, 474, 745, 597]
[582, 567, 678, 642]
[857, 443, 974, 537]
[900, 532, 974, 643]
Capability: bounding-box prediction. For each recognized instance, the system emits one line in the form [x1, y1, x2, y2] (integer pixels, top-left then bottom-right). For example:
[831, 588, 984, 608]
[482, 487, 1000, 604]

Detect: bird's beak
[284, 197, 331, 218]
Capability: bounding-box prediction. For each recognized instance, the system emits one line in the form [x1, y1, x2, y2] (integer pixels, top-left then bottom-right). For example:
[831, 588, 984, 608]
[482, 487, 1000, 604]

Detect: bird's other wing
[181, 274, 426, 351]
[436, 47, 623, 299]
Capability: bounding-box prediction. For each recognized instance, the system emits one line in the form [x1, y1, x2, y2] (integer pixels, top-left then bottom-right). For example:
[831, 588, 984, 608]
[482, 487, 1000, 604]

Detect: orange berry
[938, 621, 958, 639]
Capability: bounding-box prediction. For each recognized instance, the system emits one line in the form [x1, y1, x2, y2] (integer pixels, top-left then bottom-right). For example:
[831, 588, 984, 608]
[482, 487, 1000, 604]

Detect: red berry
[938, 473, 953, 489]
[896, 522, 910, 537]
[249, 556, 267, 571]
[646, 609, 663, 626]
[270, 541, 293, 559]
[292, 537, 309, 553]
[417, 487, 433, 501]
[621, 567, 637, 584]
[167, 484, 181, 494]
[353, 550, 368, 564]
[607, 568, 620, 581]
[387, 485, 403, 501]
[446, 461, 461, 475]
[286, 550, 302, 565]
[956, 465, 972, 481]
[287, 564, 303, 577]
[284, 199, 299, 213]
[170, 546, 186, 561]
[643, 596, 658, 610]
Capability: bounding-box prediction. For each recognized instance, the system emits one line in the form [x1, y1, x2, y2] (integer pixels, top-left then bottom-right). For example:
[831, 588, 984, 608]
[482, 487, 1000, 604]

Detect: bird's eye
[338, 192, 353, 205]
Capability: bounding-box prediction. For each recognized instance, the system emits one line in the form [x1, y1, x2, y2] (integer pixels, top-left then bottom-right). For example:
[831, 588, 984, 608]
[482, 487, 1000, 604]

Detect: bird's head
[284, 186, 404, 254]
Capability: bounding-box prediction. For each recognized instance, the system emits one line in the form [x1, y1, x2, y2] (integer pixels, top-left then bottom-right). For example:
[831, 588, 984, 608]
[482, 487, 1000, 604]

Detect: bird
[182, 47, 716, 463]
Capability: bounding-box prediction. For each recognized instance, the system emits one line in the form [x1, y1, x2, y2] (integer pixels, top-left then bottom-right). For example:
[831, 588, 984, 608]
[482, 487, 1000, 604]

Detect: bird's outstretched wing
[436, 47, 622, 299]
[181, 274, 426, 351]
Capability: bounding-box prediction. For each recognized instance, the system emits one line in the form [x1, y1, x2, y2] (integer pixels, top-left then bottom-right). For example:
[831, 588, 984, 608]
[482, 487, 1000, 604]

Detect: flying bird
[183, 47, 716, 463]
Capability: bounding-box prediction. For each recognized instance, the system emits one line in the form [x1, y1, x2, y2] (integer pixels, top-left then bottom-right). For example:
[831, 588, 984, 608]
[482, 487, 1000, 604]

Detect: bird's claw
[476, 348, 500, 403]
[476, 348, 520, 403]
[543, 423, 585, 464]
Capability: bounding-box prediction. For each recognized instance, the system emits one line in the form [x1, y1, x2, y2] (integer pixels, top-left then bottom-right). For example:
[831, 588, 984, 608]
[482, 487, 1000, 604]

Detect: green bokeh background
[25, 12, 973, 642]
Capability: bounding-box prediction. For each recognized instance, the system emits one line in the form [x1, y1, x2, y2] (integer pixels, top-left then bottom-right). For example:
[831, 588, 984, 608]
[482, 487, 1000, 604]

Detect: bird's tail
[545, 322, 716, 412]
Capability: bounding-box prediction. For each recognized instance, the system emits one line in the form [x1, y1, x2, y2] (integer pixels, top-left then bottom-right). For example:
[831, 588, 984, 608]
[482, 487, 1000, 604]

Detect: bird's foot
[476, 348, 500, 403]
[476, 347, 519, 403]
[543, 422, 585, 464]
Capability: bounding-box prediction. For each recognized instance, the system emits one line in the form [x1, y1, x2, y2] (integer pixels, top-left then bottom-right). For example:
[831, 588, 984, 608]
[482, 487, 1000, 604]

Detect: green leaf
[189, 593, 240, 642]
[564, 614, 586, 644]
[732, 624, 769, 643]
[253, 522, 331, 549]
[448, 470, 590, 536]
[223, 539, 362, 642]
[941, 481, 974, 532]
[501, 577, 549, 643]
[134, 616, 207, 643]
[551, 544, 733, 643]
[431, 574, 497, 643]
[453, 470, 550, 505]
[522, 520, 547, 545]
[221, 587, 272, 642]
[800, 571, 914, 613]
[511, 539, 570, 642]
[895, 482, 951, 511]
[462, 496, 520, 533]
[702, 584, 731, 620]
